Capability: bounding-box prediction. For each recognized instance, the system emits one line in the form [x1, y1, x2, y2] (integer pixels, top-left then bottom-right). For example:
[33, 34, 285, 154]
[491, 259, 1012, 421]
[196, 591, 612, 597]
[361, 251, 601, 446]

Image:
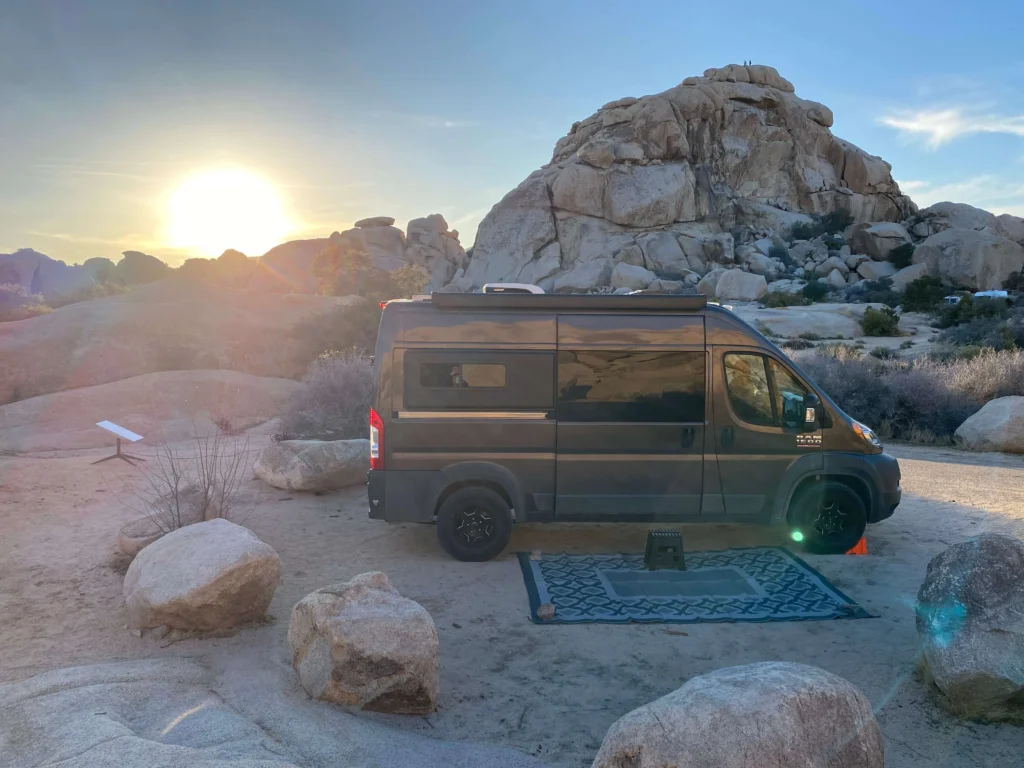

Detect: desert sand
[2, 438, 1023, 766]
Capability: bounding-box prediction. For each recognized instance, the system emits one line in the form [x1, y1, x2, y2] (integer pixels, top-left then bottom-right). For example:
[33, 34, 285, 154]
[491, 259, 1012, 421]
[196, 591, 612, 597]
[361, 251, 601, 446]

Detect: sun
[166, 168, 291, 257]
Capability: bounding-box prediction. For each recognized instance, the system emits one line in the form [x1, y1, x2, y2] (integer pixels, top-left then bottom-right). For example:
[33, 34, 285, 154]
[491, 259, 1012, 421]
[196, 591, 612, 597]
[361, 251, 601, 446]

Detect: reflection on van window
[420, 362, 506, 389]
[724, 354, 774, 426]
[771, 359, 806, 426]
[557, 351, 704, 422]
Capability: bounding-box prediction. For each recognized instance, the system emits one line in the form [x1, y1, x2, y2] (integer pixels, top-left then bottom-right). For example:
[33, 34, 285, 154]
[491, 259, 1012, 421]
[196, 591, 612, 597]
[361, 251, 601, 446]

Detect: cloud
[880, 107, 1024, 149]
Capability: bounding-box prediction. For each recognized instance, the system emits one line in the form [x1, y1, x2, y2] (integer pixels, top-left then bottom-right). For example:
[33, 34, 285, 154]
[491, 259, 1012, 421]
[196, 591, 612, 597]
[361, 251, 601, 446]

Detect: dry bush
[125, 425, 257, 533]
[277, 351, 372, 441]
[0, 284, 51, 322]
[930, 348, 1024, 403]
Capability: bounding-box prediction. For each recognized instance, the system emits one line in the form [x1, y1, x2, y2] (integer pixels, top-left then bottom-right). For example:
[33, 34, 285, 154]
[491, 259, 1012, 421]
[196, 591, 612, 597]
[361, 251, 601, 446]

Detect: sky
[1, 0, 1023, 266]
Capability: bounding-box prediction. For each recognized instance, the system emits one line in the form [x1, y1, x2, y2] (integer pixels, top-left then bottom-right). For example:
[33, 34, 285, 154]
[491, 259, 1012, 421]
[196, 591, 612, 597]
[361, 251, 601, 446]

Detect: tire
[436, 486, 513, 562]
[790, 481, 867, 555]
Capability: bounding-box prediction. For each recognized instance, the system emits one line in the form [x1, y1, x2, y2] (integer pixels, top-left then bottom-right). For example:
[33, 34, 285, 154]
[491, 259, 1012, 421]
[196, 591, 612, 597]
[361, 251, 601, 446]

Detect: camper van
[367, 289, 901, 561]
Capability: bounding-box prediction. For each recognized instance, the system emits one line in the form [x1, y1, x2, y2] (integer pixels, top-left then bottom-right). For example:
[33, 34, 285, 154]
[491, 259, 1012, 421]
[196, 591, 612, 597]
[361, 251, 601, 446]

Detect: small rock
[131, 629, 142, 638]
[537, 603, 556, 620]
[530, 550, 542, 561]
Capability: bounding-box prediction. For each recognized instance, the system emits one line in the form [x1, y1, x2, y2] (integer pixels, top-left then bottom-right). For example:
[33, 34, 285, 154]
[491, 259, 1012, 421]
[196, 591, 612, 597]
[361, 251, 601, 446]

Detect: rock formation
[0, 248, 97, 300]
[254, 439, 370, 491]
[917, 533, 1024, 720]
[954, 396, 1024, 453]
[592, 661, 883, 768]
[123, 518, 282, 630]
[288, 572, 440, 715]
[459, 63, 915, 293]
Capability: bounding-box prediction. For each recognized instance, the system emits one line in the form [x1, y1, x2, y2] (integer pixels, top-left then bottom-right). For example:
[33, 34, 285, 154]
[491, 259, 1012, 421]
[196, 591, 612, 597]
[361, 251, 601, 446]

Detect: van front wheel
[790, 481, 867, 555]
[436, 487, 513, 562]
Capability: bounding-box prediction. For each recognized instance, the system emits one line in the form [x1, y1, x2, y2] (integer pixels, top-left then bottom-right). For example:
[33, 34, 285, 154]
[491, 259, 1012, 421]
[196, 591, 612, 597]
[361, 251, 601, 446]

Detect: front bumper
[866, 451, 901, 522]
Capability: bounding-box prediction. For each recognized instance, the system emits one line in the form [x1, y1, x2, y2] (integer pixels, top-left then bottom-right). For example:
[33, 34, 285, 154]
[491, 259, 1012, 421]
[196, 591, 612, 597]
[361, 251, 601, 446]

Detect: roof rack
[429, 292, 708, 311]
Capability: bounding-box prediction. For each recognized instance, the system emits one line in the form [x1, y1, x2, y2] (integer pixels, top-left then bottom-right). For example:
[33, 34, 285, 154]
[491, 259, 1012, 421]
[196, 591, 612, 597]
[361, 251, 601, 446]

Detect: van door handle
[721, 427, 734, 449]
[681, 427, 695, 449]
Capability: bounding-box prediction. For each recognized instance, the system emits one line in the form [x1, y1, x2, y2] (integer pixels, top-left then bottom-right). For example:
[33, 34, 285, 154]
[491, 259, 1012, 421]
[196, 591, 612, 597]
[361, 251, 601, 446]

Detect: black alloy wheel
[792, 481, 868, 554]
[436, 486, 513, 562]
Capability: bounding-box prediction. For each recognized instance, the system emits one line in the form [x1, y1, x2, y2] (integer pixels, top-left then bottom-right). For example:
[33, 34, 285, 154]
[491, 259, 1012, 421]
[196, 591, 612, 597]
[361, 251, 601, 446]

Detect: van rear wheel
[791, 481, 867, 555]
[436, 487, 513, 562]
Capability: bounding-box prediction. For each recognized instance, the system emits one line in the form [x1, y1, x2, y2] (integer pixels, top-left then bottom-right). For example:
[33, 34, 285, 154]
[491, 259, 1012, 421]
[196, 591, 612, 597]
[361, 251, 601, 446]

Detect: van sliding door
[554, 314, 706, 521]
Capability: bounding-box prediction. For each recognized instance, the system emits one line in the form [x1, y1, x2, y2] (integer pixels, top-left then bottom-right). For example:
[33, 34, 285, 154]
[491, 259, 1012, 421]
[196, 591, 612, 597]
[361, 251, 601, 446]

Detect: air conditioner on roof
[481, 283, 545, 294]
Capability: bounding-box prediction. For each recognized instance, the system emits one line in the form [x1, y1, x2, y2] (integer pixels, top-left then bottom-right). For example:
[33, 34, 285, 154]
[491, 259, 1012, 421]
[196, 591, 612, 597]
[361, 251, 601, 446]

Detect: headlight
[852, 421, 882, 451]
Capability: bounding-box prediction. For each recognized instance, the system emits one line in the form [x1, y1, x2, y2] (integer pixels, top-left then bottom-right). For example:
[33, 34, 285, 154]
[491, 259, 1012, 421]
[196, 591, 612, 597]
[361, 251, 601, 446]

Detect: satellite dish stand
[92, 421, 146, 466]
[92, 437, 145, 466]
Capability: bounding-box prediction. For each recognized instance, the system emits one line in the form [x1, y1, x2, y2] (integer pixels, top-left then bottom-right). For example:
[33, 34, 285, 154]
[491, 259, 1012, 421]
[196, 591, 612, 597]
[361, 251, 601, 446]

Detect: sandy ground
[2, 440, 1024, 766]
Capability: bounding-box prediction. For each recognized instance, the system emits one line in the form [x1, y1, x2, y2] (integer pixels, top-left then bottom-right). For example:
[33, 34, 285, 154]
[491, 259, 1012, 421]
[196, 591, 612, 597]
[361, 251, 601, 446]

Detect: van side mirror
[802, 392, 821, 431]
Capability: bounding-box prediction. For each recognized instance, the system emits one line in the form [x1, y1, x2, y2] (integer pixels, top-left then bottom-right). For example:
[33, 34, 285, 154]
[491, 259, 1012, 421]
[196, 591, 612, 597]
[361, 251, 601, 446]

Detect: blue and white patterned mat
[517, 547, 873, 624]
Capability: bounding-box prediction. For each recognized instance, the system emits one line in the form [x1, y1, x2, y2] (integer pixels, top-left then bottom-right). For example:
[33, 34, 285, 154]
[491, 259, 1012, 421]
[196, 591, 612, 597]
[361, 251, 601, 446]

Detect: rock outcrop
[254, 439, 370, 491]
[592, 661, 883, 768]
[458, 63, 915, 292]
[288, 572, 439, 715]
[954, 397, 1024, 453]
[912, 227, 1024, 291]
[917, 534, 1024, 720]
[0, 248, 96, 300]
[123, 518, 281, 630]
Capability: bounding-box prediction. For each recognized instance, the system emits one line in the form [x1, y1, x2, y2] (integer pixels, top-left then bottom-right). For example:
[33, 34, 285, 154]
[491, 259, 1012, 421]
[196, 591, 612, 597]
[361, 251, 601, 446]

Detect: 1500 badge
[796, 434, 823, 448]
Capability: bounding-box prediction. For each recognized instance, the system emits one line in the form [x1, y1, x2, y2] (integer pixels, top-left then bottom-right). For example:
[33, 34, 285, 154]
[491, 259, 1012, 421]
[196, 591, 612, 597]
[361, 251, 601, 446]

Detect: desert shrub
[900, 340, 915, 349]
[933, 348, 1024, 402]
[47, 281, 129, 309]
[938, 315, 1022, 350]
[870, 346, 897, 359]
[761, 291, 806, 308]
[850, 277, 900, 308]
[902, 276, 950, 313]
[860, 306, 902, 336]
[790, 211, 853, 242]
[126, 425, 255, 533]
[816, 343, 863, 360]
[938, 295, 1010, 329]
[802, 281, 829, 302]
[0, 284, 51, 322]
[782, 338, 814, 350]
[887, 243, 915, 269]
[1003, 271, 1024, 291]
[277, 350, 373, 441]
[798, 332, 823, 340]
[768, 244, 794, 267]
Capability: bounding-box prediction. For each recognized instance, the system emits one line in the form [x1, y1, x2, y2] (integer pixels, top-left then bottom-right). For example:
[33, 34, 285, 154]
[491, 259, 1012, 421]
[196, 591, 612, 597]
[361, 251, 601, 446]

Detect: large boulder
[916, 534, 1024, 720]
[288, 572, 439, 715]
[458, 63, 915, 293]
[402, 214, 467, 291]
[610, 262, 656, 290]
[115, 250, 169, 285]
[592, 661, 883, 768]
[0, 248, 96, 301]
[912, 228, 1024, 290]
[889, 261, 929, 292]
[731, 302, 885, 339]
[907, 202, 1021, 242]
[954, 397, 1024, 453]
[123, 518, 281, 630]
[254, 439, 370, 492]
[714, 269, 767, 301]
[848, 222, 912, 261]
[856, 259, 897, 281]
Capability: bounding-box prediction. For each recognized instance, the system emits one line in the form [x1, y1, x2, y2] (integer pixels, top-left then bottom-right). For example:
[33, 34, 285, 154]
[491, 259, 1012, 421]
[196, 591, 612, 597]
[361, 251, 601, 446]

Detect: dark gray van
[367, 290, 901, 561]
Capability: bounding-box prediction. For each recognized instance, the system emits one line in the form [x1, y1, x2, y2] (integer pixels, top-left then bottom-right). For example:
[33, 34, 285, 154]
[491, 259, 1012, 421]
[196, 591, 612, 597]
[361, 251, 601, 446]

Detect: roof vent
[481, 282, 545, 294]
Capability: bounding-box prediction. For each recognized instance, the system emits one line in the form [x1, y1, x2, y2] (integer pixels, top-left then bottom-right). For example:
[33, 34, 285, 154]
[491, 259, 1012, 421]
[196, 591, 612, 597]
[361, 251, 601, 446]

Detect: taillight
[369, 407, 384, 470]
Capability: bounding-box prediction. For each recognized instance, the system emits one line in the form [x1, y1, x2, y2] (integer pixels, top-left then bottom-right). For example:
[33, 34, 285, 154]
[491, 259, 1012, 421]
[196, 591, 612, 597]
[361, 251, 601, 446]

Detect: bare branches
[123, 421, 259, 533]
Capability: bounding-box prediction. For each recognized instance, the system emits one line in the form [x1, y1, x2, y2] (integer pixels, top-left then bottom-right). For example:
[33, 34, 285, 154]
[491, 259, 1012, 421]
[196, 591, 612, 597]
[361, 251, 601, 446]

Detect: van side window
[557, 351, 705, 423]
[724, 354, 807, 427]
[404, 350, 554, 411]
[723, 354, 774, 426]
[420, 362, 506, 389]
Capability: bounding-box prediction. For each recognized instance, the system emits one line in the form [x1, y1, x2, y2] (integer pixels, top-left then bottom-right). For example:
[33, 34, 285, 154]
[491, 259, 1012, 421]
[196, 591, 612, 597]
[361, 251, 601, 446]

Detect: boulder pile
[288, 572, 439, 715]
[439, 63, 1023, 298]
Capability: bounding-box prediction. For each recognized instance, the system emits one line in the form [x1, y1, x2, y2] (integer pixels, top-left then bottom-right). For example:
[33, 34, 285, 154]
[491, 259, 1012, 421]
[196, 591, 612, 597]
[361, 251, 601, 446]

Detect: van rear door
[554, 313, 706, 521]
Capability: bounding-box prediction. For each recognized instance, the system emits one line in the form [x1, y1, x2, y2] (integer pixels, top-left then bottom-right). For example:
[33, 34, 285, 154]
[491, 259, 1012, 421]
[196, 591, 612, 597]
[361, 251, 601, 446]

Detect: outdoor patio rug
[517, 547, 873, 624]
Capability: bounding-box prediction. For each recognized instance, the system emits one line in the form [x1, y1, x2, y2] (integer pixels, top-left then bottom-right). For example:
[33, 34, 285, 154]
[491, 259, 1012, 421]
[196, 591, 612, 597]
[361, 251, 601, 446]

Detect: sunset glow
[166, 168, 290, 257]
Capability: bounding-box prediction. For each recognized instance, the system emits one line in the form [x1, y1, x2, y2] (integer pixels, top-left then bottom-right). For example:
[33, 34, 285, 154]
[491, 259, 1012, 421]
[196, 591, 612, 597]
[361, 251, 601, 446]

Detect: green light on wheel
[791, 530, 805, 543]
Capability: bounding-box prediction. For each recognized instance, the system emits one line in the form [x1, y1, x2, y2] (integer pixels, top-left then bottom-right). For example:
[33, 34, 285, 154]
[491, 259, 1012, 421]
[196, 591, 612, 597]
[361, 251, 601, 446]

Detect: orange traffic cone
[846, 537, 868, 556]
